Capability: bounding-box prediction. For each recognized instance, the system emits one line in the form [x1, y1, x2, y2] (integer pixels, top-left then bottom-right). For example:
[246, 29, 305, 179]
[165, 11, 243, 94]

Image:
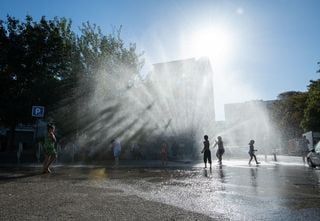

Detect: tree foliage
[301, 79, 320, 131]
[0, 16, 76, 136]
[0, 15, 143, 150]
[54, 22, 143, 140]
[271, 91, 307, 140]
[271, 62, 320, 141]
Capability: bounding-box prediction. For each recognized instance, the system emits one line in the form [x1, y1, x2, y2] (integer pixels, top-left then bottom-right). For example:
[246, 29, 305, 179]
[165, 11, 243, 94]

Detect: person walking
[213, 136, 225, 164]
[248, 140, 260, 165]
[42, 124, 57, 173]
[160, 142, 168, 166]
[201, 135, 211, 169]
[111, 139, 121, 167]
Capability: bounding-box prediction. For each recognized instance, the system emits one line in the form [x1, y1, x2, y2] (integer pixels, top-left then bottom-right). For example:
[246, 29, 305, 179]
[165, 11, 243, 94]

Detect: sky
[1, 0, 320, 120]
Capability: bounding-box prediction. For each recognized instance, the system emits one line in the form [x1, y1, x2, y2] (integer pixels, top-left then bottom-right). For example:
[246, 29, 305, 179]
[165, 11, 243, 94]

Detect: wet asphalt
[0, 157, 320, 221]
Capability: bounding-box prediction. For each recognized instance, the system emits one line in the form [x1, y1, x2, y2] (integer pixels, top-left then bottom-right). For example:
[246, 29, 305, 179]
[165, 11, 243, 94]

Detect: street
[1, 157, 320, 220]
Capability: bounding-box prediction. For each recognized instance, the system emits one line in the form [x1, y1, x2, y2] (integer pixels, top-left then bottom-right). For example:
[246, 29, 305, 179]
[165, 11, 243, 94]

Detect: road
[1, 158, 320, 220]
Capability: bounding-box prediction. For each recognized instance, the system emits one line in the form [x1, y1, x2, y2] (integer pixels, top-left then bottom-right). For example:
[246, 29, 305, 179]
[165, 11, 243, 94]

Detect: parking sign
[32, 106, 45, 117]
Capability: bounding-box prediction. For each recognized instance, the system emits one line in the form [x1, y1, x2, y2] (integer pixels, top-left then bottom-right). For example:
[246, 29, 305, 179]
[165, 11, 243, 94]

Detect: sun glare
[192, 27, 232, 63]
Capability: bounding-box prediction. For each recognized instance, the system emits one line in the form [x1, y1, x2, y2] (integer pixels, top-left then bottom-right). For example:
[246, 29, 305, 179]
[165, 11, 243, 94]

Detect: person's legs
[43, 155, 49, 173]
[204, 153, 208, 168]
[220, 150, 224, 163]
[208, 152, 212, 168]
[43, 156, 52, 173]
[216, 150, 222, 163]
[253, 154, 258, 164]
[46, 155, 56, 172]
[45, 156, 52, 173]
[249, 155, 253, 164]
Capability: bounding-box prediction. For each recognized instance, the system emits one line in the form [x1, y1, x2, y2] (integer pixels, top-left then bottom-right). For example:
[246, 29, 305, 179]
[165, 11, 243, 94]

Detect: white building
[149, 57, 215, 135]
[222, 100, 281, 153]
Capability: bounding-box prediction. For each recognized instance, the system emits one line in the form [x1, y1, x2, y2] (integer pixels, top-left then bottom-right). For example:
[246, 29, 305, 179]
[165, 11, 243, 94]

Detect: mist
[54, 54, 281, 163]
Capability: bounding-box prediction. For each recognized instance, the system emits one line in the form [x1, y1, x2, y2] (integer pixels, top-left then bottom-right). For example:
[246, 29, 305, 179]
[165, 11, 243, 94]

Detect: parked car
[307, 141, 320, 168]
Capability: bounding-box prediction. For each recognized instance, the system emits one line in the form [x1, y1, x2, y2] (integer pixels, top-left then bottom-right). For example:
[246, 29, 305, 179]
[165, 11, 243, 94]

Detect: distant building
[225, 100, 275, 123]
[222, 100, 281, 153]
[149, 57, 215, 134]
[131, 57, 216, 158]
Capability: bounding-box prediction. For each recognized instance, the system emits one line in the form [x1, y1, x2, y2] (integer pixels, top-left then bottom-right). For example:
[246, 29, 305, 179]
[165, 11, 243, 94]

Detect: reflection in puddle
[82, 163, 320, 220]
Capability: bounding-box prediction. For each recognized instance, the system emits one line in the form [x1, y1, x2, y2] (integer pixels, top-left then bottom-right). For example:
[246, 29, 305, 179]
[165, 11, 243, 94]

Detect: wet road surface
[1, 159, 320, 220]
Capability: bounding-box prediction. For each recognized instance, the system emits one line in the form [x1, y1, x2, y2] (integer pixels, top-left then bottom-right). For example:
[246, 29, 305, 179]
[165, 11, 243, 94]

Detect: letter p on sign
[32, 106, 45, 118]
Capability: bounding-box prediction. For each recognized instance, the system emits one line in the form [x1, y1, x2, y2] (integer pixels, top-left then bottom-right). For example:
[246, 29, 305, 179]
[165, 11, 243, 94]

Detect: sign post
[32, 106, 45, 118]
[32, 106, 45, 162]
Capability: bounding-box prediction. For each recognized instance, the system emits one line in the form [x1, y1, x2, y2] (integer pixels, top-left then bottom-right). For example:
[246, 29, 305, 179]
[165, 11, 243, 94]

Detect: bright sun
[192, 27, 232, 63]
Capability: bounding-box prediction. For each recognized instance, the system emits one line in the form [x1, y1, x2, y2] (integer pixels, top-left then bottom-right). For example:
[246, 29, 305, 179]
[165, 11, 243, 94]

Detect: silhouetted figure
[272, 149, 277, 161]
[111, 139, 121, 167]
[131, 143, 143, 160]
[201, 135, 211, 168]
[42, 124, 57, 173]
[172, 140, 178, 158]
[248, 140, 260, 165]
[160, 142, 168, 166]
[213, 136, 225, 164]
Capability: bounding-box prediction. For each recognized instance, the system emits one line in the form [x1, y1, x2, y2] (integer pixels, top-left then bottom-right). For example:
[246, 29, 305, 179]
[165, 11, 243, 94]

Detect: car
[307, 141, 320, 168]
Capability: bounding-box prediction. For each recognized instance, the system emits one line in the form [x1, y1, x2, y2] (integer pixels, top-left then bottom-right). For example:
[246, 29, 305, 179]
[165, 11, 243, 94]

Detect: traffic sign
[32, 106, 45, 117]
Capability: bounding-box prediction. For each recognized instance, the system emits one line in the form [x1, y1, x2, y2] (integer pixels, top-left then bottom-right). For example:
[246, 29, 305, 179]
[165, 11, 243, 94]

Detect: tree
[0, 15, 144, 153]
[271, 91, 307, 140]
[301, 63, 320, 131]
[0, 15, 76, 150]
[51, 22, 144, 153]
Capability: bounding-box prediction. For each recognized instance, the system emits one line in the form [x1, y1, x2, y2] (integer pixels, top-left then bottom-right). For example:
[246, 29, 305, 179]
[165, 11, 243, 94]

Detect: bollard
[36, 142, 42, 163]
[72, 143, 75, 163]
[273, 153, 277, 161]
[17, 142, 23, 164]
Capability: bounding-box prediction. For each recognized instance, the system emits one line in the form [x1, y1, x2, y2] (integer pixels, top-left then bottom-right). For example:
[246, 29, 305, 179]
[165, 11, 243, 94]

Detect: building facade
[223, 100, 281, 154]
[149, 57, 215, 135]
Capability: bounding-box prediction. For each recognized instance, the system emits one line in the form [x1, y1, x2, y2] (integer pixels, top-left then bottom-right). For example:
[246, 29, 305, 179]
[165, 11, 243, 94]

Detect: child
[160, 142, 168, 166]
[248, 140, 260, 165]
[111, 139, 121, 167]
[201, 135, 211, 169]
[213, 136, 225, 164]
[42, 124, 57, 173]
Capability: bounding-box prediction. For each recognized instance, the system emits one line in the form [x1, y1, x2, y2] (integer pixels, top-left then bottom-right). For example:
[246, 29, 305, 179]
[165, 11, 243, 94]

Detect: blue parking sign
[32, 106, 45, 117]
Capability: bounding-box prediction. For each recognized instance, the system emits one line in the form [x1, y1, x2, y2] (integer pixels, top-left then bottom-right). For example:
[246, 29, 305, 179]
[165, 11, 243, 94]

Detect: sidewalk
[0, 154, 305, 169]
[257, 154, 304, 165]
[0, 164, 218, 221]
[0, 159, 198, 169]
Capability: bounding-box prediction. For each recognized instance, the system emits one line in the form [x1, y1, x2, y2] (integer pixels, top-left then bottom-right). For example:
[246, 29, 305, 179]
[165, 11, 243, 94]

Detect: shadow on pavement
[0, 172, 41, 182]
